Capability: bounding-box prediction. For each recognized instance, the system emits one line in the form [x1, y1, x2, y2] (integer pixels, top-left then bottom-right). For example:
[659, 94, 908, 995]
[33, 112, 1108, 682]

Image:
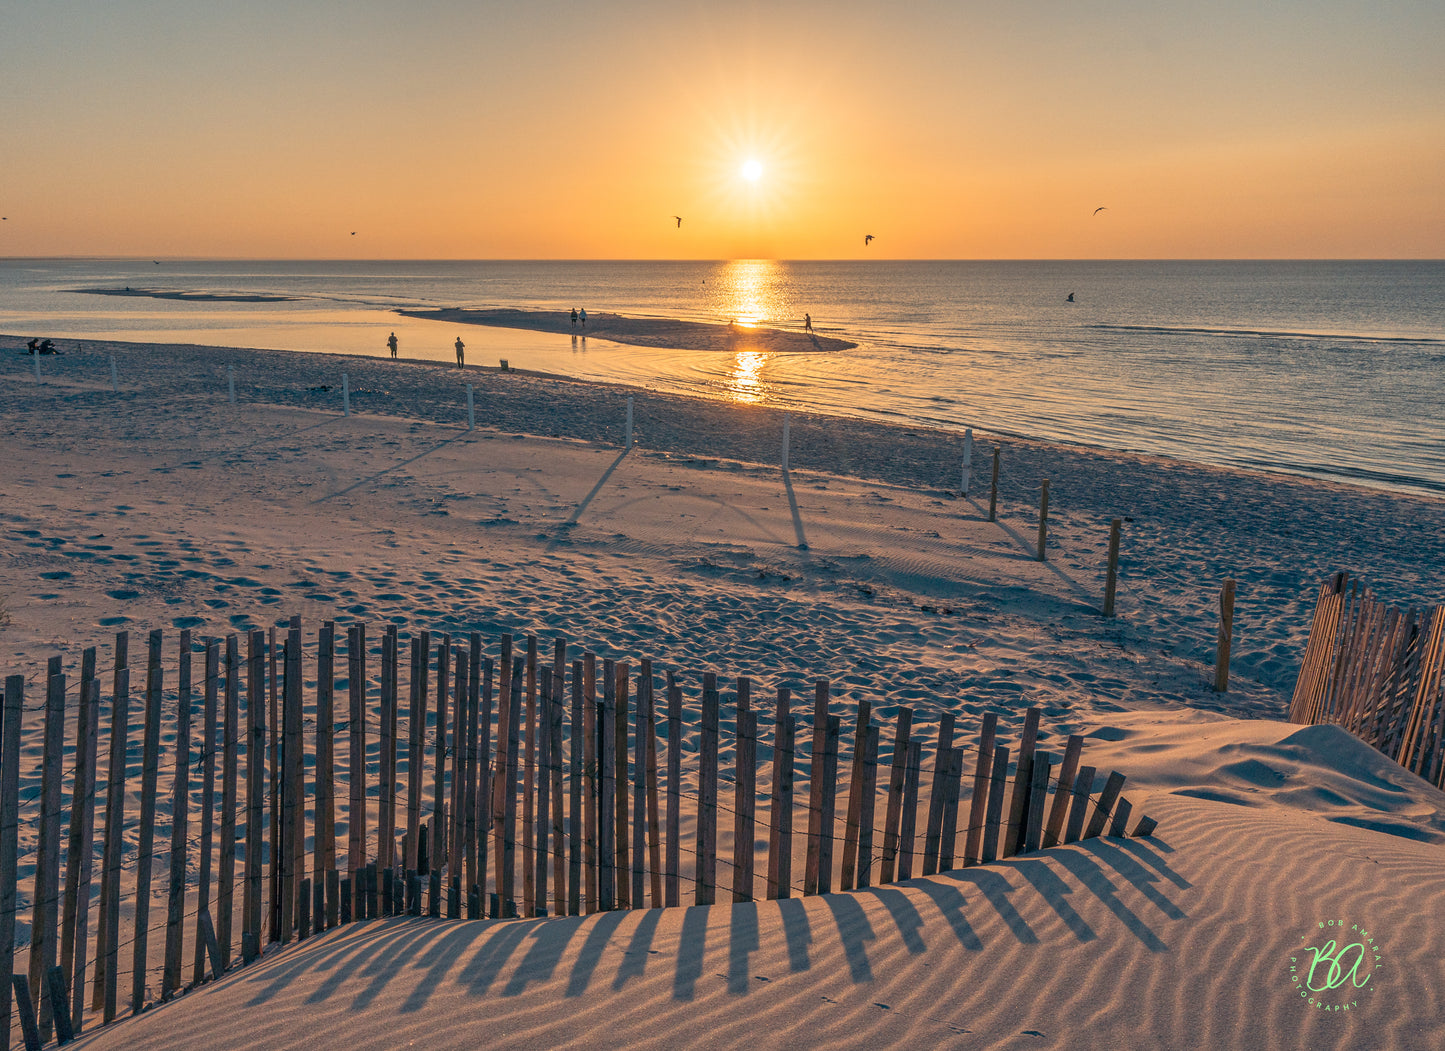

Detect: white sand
[4, 333, 1444, 1049]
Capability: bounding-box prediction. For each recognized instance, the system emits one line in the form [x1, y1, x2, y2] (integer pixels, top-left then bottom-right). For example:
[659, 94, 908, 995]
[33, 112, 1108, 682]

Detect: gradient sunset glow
[3, 1, 1441, 259]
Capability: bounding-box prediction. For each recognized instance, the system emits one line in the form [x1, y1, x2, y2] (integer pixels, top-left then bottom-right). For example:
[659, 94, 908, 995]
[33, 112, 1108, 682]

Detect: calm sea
[3, 258, 1442, 496]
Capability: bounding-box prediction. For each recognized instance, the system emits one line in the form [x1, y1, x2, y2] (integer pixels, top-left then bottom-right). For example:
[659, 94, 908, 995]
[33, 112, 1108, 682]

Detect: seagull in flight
[1093, 206, 1107, 216]
[351, 231, 357, 235]
[864, 234, 874, 245]
[672, 216, 683, 228]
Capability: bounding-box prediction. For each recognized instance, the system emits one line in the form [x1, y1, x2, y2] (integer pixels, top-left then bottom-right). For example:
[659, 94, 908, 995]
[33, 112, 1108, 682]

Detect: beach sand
[3, 332, 1444, 1049]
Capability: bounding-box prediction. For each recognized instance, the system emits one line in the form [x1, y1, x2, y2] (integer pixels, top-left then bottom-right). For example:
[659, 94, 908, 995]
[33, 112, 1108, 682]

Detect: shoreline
[396, 305, 859, 353]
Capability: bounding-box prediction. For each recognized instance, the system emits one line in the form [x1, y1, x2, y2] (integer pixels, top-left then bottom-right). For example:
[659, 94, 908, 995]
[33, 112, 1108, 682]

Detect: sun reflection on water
[712, 259, 786, 329]
[727, 350, 769, 403]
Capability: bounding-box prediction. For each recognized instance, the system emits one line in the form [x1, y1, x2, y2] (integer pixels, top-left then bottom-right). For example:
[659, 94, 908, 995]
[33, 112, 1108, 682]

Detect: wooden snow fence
[1289, 572, 1445, 787]
[0, 618, 1157, 1048]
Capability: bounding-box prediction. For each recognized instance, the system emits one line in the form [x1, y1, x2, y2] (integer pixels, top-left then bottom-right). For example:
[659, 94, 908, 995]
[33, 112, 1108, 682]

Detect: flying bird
[864, 234, 874, 245]
[351, 231, 357, 235]
[1093, 206, 1107, 216]
[673, 216, 683, 228]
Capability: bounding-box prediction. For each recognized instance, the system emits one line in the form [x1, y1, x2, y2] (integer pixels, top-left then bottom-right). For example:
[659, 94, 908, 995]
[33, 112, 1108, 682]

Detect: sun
[740, 159, 763, 183]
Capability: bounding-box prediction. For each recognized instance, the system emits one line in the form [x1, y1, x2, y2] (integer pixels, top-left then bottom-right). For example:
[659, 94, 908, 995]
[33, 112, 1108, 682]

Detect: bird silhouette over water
[351, 231, 357, 236]
[865, 234, 874, 245]
[673, 216, 683, 228]
[1093, 206, 1107, 216]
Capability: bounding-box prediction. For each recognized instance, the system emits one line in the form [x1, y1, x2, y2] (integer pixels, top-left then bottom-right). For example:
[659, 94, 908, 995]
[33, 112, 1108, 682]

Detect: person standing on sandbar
[387, 331, 398, 358]
[454, 336, 465, 368]
[804, 313, 813, 333]
[571, 308, 578, 327]
[580, 307, 587, 327]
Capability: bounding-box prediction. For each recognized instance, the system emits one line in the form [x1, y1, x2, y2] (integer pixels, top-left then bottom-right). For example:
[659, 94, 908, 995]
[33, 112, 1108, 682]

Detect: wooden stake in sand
[1042, 735, 1084, 850]
[407, 631, 431, 871]
[109, 354, 118, 392]
[803, 681, 832, 894]
[961, 428, 973, 494]
[625, 396, 634, 450]
[550, 652, 567, 917]
[855, 723, 880, 889]
[569, 659, 583, 915]
[644, 665, 663, 910]
[878, 706, 913, 885]
[241, 632, 262, 965]
[1037, 479, 1050, 562]
[2, 676, 26, 1048]
[521, 638, 535, 915]
[664, 674, 681, 908]
[467, 385, 475, 431]
[536, 666, 552, 915]
[60, 652, 99, 1035]
[896, 739, 922, 881]
[766, 700, 797, 900]
[315, 623, 336, 884]
[191, 641, 219, 986]
[782, 413, 791, 471]
[227, 364, 236, 405]
[598, 661, 616, 912]
[1215, 578, 1236, 693]
[981, 744, 1010, 864]
[131, 632, 165, 1016]
[1104, 518, 1122, 617]
[93, 635, 129, 1021]
[342, 372, 351, 416]
[583, 654, 599, 912]
[1003, 706, 1042, 858]
[962, 712, 998, 867]
[732, 680, 757, 903]
[697, 673, 720, 906]
[613, 663, 631, 911]
[839, 699, 873, 892]
[921, 713, 955, 877]
[162, 632, 194, 1001]
[989, 447, 1000, 522]
[379, 626, 398, 871]
[30, 658, 65, 1041]
[432, 635, 451, 888]
[631, 663, 649, 910]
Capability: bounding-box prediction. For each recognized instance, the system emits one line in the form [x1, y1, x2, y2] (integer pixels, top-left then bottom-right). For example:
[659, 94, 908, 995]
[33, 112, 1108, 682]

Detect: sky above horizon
[3, 1, 1442, 260]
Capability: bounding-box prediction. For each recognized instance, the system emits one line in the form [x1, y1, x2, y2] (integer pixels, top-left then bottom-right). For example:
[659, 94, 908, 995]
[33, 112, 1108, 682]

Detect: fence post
[129, 632, 164, 1017]
[227, 364, 236, 405]
[625, 396, 634, 450]
[782, 414, 791, 471]
[988, 447, 1000, 522]
[31, 658, 65, 1040]
[962, 712, 997, 867]
[1104, 518, 1122, 617]
[2, 677, 25, 1048]
[1036, 479, 1050, 562]
[467, 385, 475, 431]
[1215, 579, 1236, 692]
[162, 631, 194, 1001]
[878, 706, 913, 885]
[60, 651, 96, 1036]
[696, 673, 719, 906]
[109, 354, 119, 392]
[961, 428, 973, 494]
[94, 637, 130, 1022]
[33, 348, 41, 384]
[342, 373, 351, 416]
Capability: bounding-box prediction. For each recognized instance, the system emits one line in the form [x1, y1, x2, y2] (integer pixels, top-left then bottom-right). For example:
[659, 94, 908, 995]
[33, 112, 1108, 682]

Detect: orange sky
[3, 1, 1441, 259]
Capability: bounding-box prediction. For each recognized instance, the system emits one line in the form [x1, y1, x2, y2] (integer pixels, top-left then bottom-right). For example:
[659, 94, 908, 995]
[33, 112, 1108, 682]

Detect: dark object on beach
[307, 384, 333, 393]
[26, 338, 57, 355]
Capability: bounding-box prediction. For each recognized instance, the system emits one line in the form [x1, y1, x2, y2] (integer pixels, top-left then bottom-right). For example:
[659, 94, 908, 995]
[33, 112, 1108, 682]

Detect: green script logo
[1288, 920, 1382, 1013]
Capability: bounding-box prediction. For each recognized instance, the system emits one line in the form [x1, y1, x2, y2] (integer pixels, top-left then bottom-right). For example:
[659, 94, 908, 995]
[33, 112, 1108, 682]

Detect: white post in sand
[467, 385, 475, 431]
[625, 396, 634, 450]
[227, 365, 236, 405]
[342, 373, 351, 416]
[961, 428, 974, 494]
[110, 354, 119, 393]
[782, 413, 791, 471]
[32, 348, 41, 385]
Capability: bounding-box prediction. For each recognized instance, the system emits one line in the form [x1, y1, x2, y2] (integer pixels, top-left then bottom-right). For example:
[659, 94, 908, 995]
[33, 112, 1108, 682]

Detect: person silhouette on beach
[580, 308, 587, 327]
[571, 308, 578, 327]
[387, 332, 398, 358]
[804, 313, 813, 333]
[454, 336, 465, 368]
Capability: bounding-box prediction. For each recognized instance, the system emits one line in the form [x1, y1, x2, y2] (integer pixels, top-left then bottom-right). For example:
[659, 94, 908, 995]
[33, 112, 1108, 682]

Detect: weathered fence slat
[878, 706, 913, 884]
[162, 632, 194, 1000]
[962, 712, 998, 867]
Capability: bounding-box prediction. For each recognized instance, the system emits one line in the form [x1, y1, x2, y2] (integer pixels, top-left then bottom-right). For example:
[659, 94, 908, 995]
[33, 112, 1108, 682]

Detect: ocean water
[3, 258, 1442, 496]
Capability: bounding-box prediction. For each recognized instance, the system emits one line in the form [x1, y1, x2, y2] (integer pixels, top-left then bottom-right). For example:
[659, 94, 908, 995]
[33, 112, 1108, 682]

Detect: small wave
[1087, 323, 1444, 346]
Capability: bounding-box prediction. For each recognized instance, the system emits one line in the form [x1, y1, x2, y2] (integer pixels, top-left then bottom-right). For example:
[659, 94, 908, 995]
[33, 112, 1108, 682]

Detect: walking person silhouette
[387, 332, 398, 358]
[454, 336, 465, 368]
